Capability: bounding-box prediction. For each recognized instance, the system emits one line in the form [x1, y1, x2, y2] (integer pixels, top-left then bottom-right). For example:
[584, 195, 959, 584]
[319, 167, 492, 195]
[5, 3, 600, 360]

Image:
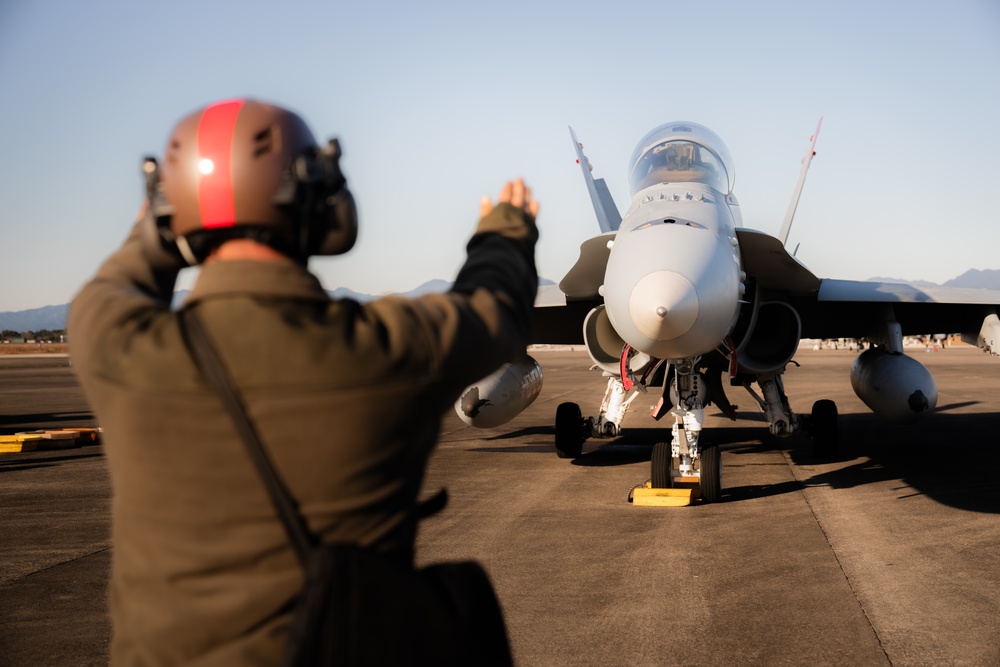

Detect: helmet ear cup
[283, 139, 359, 258]
[314, 187, 358, 256]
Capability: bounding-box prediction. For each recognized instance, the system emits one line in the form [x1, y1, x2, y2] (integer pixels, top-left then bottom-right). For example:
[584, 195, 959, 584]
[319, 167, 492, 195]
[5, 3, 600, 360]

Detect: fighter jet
[457, 120, 1000, 503]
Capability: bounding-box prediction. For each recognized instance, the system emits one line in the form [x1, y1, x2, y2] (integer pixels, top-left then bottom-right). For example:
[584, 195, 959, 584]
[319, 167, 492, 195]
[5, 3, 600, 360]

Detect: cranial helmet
[140, 99, 357, 266]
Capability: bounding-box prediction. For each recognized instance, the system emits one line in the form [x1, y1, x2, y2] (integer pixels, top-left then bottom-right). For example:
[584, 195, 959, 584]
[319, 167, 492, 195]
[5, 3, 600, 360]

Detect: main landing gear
[737, 369, 840, 457]
[809, 399, 840, 457]
[553, 349, 840, 503]
[554, 364, 648, 458]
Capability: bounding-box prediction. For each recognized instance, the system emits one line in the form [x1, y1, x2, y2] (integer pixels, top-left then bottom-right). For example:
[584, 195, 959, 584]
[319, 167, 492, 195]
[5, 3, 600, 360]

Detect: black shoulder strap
[179, 307, 315, 564]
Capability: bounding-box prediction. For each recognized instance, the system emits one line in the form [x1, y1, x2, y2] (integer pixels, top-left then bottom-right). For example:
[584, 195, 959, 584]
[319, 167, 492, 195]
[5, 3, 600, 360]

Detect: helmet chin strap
[175, 236, 199, 266]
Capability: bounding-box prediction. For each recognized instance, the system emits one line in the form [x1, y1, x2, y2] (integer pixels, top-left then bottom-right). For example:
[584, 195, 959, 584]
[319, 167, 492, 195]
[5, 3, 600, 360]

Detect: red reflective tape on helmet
[196, 100, 244, 228]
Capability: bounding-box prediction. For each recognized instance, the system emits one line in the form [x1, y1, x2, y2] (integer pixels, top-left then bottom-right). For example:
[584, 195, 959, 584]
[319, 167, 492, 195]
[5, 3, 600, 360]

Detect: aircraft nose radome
[629, 271, 700, 341]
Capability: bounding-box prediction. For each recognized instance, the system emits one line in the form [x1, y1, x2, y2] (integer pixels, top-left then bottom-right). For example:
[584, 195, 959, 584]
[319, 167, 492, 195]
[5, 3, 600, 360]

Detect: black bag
[180, 308, 513, 666]
[287, 542, 511, 666]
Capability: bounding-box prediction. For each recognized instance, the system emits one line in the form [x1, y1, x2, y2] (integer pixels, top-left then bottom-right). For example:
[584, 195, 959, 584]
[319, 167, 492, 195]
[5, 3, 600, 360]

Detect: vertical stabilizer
[569, 127, 622, 233]
[778, 118, 823, 246]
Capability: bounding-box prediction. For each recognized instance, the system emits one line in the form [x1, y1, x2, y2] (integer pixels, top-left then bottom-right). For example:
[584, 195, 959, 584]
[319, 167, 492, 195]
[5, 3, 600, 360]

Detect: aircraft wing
[788, 279, 1000, 354]
[735, 226, 999, 354]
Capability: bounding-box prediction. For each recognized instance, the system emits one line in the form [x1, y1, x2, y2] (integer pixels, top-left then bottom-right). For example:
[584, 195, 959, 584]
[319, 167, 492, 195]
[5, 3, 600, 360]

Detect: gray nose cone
[629, 271, 700, 341]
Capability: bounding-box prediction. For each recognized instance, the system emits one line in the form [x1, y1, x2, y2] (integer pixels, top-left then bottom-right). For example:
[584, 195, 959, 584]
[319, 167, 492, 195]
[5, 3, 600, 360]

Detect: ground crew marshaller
[69, 99, 538, 665]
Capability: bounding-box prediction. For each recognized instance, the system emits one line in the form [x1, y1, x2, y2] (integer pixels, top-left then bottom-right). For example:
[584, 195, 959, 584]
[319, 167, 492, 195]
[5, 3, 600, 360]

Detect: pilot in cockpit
[661, 142, 688, 170]
[633, 140, 717, 192]
[658, 142, 705, 173]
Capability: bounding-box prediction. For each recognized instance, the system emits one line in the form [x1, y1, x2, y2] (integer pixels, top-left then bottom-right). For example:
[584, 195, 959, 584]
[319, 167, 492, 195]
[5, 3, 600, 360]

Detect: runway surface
[1, 349, 998, 665]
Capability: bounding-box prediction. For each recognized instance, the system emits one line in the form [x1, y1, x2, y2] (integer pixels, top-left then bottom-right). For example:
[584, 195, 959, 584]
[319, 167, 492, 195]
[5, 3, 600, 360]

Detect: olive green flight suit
[69, 203, 537, 666]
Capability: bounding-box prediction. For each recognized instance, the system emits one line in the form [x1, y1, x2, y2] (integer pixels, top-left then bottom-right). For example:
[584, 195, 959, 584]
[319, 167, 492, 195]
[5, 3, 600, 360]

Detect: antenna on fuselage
[778, 117, 823, 247]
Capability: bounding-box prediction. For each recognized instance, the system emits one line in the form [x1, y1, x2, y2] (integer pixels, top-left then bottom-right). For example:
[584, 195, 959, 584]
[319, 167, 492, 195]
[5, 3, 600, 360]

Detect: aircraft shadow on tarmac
[790, 409, 1000, 514]
[465, 426, 561, 454]
[708, 409, 1000, 513]
[468, 408, 1000, 513]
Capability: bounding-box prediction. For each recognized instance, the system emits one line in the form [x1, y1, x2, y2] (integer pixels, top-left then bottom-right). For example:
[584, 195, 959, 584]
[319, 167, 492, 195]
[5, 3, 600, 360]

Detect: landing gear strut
[552, 368, 647, 459]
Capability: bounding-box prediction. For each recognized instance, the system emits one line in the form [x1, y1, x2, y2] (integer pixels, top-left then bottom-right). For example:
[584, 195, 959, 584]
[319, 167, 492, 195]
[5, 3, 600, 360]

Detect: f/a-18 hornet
[456, 120, 1000, 503]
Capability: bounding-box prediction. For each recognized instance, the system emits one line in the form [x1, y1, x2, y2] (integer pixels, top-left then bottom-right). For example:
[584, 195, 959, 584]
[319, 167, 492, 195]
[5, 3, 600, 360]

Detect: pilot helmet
[142, 99, 357, 265]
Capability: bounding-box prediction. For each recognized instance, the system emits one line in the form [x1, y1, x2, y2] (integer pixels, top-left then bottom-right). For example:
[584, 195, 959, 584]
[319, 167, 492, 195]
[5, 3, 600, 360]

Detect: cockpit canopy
[628, 122, 735, 196]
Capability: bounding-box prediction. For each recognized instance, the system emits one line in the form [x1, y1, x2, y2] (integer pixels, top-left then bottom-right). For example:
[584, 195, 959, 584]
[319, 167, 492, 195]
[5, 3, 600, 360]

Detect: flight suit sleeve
[453, 201, 538, 334]
[68, 220, 180, 375]
[409, 202, 539, 391]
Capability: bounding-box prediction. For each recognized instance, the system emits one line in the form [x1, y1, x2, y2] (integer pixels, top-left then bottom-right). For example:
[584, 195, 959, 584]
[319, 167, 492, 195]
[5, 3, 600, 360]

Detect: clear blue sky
[1, 0, 998, 312]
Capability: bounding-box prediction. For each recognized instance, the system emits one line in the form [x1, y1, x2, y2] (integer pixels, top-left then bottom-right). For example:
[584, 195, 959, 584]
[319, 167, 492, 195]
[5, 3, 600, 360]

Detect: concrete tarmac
[1, 349, 999, 665]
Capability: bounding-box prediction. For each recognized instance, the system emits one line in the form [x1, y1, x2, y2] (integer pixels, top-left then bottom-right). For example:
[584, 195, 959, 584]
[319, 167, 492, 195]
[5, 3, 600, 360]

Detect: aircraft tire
[555, 402, 584, 459]
[700, 445, 722, 503]
[811, 399, 839, 458]
[651, 441, 672, 488]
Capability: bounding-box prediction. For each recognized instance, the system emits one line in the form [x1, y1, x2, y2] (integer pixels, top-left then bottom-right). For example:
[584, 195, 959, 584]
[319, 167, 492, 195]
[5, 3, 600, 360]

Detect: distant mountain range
[1, 271, 997, 332]
[0, 279, 455, 331]
[865, 269, 1000, 290]
[0, 304, 69, 332]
